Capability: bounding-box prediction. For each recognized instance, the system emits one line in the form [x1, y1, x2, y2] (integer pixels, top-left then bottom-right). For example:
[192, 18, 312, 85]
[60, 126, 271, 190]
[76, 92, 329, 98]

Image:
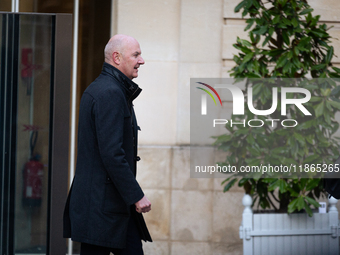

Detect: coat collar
[102, 62, 142, 101]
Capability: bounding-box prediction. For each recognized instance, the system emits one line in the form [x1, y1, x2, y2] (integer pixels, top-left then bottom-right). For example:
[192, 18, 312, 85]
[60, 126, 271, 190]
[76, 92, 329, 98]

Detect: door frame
[0, 12, 72, 255]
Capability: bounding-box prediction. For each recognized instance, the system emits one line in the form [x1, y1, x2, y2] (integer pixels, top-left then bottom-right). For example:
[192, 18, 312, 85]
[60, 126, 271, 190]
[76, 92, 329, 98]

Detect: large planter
[239, 194, 339, 255]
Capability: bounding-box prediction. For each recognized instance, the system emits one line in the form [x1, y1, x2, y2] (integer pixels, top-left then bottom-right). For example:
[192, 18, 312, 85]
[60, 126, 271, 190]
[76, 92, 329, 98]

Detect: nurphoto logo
[198, 83, 311, 116]
[190, 78, 340, 179]
[196, 82, 223, 115]
[196, 81, 312, 128]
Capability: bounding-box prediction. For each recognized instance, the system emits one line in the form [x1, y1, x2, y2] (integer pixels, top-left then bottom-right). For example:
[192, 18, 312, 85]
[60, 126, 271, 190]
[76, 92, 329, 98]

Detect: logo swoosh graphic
[196, 87, 217, 105]
[197, 82, 223, 106]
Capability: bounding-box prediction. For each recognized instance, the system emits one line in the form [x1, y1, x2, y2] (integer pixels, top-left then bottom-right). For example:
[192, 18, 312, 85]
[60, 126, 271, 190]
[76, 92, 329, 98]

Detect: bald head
[104, 34, 137, 64]
[104, 34, 145, 79]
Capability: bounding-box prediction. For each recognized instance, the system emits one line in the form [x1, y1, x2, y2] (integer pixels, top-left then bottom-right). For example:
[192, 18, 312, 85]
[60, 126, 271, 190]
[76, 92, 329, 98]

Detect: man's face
[119, 39, 145, 80]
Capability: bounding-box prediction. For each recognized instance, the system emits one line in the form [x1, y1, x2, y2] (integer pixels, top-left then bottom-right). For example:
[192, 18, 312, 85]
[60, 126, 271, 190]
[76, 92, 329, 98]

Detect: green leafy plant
[215, 0, 340, 216]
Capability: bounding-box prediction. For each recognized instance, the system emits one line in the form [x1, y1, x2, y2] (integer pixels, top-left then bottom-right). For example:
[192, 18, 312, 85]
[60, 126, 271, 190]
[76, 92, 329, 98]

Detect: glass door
[14, 14, 53, 254]
[0, 12, 71, 255]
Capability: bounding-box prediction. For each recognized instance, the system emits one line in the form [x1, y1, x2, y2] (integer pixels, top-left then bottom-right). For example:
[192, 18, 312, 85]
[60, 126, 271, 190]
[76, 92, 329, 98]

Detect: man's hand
[135, 196, 151, 213]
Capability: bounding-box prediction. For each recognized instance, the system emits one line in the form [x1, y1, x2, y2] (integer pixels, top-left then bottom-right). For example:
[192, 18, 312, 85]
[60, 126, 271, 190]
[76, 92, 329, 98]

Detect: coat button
[136, 156, 141, 161]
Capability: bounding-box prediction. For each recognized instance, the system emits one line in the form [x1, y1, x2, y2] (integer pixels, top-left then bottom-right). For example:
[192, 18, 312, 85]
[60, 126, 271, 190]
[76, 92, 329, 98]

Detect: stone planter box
[239, 194, 339, 255]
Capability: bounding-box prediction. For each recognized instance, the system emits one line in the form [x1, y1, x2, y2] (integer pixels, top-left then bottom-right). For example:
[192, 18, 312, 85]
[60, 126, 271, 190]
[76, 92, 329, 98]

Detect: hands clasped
[135, 196, 151, 213]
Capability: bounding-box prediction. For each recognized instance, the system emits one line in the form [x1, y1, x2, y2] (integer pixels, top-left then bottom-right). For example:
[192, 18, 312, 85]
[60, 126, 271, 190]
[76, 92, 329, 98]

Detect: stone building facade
[111, 1, 340, 254]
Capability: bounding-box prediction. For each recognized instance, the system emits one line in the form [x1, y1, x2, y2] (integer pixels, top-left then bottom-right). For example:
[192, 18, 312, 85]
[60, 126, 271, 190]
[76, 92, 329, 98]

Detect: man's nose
[138, 56, 145, 65]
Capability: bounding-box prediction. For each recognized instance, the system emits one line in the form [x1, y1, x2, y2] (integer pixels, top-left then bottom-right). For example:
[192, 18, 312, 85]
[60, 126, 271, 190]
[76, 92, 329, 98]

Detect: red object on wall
[21, 48, 33, 78]
[23, 159, 44, 206]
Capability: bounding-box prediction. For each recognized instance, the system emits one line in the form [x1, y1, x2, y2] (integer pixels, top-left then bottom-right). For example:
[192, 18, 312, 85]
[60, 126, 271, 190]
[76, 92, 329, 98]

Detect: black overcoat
[63, 63, 151, 248]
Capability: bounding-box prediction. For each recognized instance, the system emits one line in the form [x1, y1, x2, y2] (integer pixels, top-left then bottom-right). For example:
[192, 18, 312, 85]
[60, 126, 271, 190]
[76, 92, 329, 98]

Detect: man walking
[63, 34, 152, 255]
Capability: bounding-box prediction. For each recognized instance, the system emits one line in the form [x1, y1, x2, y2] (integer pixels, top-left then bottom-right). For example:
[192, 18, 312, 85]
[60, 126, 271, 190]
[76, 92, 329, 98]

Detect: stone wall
[112, 0, 340, 254]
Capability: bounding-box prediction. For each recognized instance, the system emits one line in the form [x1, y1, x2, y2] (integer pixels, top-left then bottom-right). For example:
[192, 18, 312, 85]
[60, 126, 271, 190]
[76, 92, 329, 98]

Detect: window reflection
[15, 14, 52, 254]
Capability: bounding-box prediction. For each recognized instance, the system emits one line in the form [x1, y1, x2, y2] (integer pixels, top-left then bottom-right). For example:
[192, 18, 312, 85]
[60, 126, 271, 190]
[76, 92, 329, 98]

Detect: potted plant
[214, 1, 340, 253]
[215, 0, 340, 216]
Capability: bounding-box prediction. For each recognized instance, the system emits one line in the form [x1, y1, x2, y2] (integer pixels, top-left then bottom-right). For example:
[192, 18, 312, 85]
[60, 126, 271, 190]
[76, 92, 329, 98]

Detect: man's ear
[112, 52, 120, 65]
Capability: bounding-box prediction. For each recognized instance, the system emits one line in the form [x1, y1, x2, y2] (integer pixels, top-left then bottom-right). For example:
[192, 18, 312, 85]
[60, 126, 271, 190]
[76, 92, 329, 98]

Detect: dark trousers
[80, 216, 143, 255]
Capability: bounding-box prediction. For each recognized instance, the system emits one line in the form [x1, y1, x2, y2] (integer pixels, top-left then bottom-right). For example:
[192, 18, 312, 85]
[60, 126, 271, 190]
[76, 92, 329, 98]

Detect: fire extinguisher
[23, 130, 43, 207]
